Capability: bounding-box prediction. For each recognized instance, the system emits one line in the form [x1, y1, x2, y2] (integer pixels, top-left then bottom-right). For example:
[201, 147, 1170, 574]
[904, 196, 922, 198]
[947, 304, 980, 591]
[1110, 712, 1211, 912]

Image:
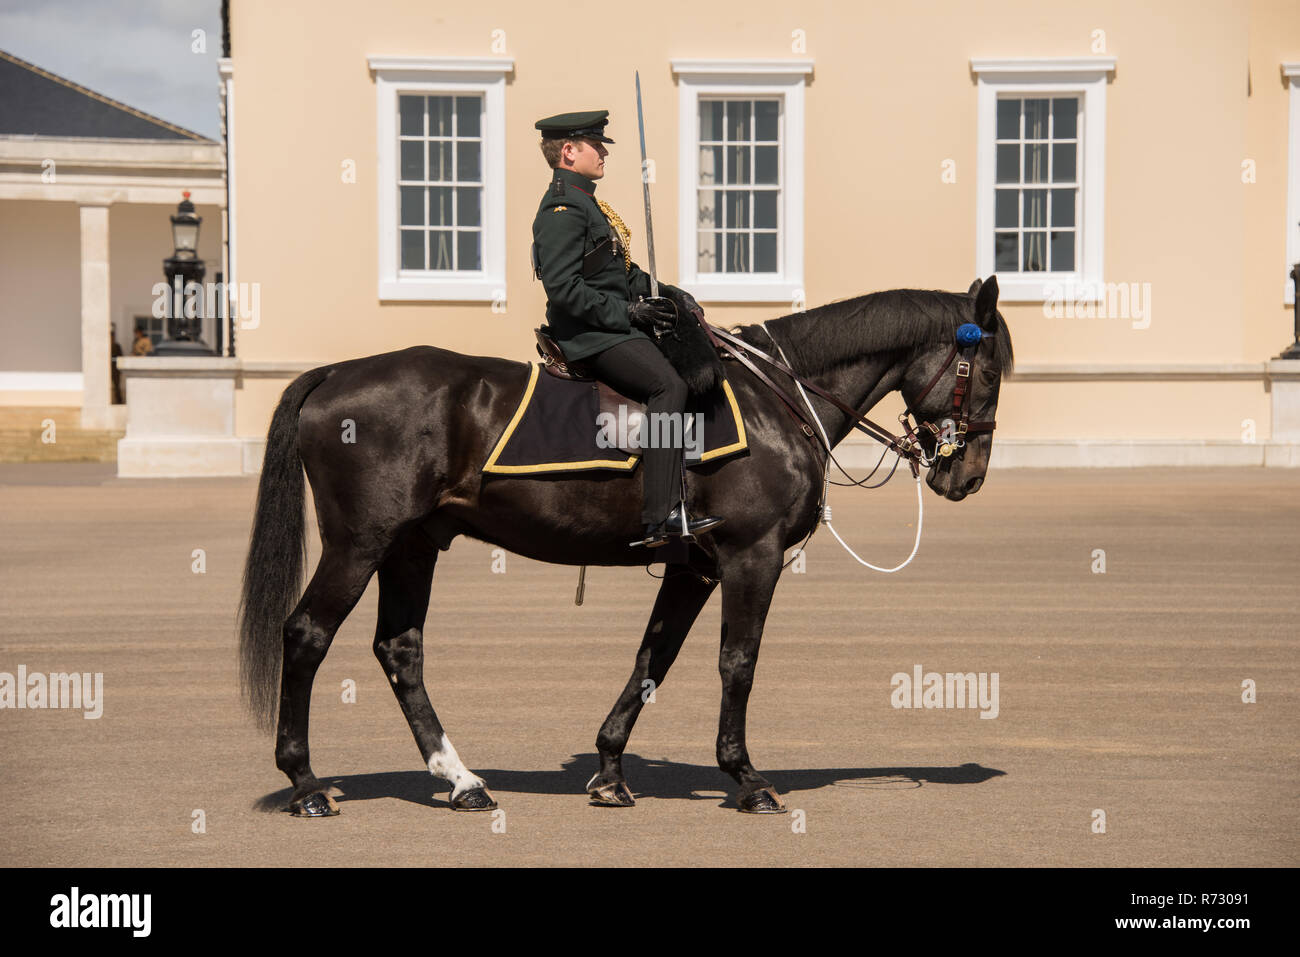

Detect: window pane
[400, 141, 424, 180]
[754, 191, 778, 228]
[428, 187, 454, 227]
[456, 97, 481, 137]
[726, 146, 750, 184]
[697, 231, 721, 273]
[698, 189, 722, 228]
[399, 95, 423, 136]
[699, 146, 722, 185]
[755, 100, 779, 140]
[725, 232, 749, 271]
[1022, 231, 1047, 271]
[1024, 99, 1049, 139]
[429, 96, 453, 137]
[700, 100, 724, 141]
[1051, 188, 1076, 227]
[754, 233, 777, 272]
[430, 230, 453, 269]
[1023, 143, 1048, 183]
[995, 232, 1018, 271]
[457, 231, 481, 270]
[1024, 189, 1047, 228]
[996, 144, 1019, 183]
[996, 98, 1019, 140]
[429, 142, 452, 181]
[1052, 98, 1077, 139]
[456, 142, 480, 182]
[1052, 143, 1076, 182]
[400, 186, 424, 226]
[401, 229, 424, 269]
[755, 146, 778, 184]
[726, 192, 749, 228]
[995, 189, 1018, 228]
[1050, 230, 1075, 271]
[457, 187, 481, 227]
[726, 101, 751, 140]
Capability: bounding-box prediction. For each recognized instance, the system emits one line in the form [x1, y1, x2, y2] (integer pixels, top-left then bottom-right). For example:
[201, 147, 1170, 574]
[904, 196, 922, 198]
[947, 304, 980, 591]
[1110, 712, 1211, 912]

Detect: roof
[0, 48, 214, 141]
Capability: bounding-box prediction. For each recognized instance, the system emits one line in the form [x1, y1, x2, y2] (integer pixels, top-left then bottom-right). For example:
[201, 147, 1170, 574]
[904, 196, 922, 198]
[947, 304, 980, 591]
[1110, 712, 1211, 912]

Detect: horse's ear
[975, 275, 999, 331]
[967, 278, 983, 296]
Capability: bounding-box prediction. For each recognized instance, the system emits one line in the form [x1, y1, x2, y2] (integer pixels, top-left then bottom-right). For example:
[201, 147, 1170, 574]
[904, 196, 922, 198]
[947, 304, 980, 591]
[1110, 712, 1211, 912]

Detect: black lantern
[154, 190, 215, 357]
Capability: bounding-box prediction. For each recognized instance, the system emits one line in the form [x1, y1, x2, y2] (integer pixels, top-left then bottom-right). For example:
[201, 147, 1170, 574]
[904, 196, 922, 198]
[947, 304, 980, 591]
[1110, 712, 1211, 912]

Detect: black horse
[239, 277, 1013, 816]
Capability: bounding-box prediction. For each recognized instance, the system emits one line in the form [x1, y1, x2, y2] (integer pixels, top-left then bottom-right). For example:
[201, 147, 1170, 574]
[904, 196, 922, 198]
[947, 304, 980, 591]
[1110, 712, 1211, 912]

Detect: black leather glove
[627, 297, 678, 336]
[659, 283, 705, 322]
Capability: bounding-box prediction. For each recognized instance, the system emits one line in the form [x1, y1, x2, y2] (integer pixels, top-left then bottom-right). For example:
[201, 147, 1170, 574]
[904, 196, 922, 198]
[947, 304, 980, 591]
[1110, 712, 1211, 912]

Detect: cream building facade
[132, 0, 1300, 472]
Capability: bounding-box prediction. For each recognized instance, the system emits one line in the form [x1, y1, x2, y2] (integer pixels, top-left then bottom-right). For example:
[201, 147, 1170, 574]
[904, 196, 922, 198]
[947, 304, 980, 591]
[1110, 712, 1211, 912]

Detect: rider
[531, 109, 723, 548]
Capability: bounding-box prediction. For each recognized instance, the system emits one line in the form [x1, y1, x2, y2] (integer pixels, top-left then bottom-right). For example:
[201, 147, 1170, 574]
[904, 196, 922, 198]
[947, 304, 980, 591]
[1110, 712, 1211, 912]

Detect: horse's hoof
[737, 787, 787, 814]
[588, 780, 636, 807]
[450, 786, 498, 811]
[289, 791, 340, 818]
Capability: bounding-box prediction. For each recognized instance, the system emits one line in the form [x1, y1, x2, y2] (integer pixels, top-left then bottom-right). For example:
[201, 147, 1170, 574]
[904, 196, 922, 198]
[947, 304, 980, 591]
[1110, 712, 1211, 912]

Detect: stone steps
[0, 408, 123, 463]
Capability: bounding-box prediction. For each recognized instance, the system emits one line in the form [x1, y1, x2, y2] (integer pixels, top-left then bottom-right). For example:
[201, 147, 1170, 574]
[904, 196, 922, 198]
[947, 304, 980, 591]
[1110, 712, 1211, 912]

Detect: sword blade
[635, 70, 658, 298]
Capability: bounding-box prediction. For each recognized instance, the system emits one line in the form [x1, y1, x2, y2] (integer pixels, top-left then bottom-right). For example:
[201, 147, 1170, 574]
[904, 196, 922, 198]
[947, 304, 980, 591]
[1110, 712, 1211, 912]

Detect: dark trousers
[586, 337, 688, 525]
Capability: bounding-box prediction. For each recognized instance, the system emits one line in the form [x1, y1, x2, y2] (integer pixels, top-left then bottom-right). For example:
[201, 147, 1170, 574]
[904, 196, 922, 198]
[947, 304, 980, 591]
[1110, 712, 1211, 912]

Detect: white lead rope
[821, 474, 925, 574]
[763, 323, 925, 574]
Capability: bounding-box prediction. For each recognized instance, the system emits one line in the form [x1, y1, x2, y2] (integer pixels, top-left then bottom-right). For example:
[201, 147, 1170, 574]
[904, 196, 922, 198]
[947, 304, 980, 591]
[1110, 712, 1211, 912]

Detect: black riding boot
[632, 502, 725, 548]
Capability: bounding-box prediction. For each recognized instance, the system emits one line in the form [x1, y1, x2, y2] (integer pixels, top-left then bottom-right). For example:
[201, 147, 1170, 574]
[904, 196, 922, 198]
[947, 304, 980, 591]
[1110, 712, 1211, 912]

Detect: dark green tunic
[531, 167, 654, 361]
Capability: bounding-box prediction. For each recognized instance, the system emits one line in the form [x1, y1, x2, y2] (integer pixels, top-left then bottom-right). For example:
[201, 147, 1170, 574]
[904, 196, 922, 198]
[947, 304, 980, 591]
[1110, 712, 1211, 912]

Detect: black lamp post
[1279, 257, 1300, 360]
[154, 191, 215, 357]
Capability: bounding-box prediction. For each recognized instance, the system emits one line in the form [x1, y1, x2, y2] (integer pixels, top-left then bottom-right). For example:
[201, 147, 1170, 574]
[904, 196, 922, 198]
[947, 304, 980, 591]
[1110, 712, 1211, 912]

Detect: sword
[634, 70, 658, 299]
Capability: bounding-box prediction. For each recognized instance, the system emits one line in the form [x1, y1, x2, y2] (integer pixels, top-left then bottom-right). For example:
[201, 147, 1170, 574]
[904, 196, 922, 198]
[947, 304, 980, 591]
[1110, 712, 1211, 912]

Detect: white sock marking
[427, 734, 485, 799]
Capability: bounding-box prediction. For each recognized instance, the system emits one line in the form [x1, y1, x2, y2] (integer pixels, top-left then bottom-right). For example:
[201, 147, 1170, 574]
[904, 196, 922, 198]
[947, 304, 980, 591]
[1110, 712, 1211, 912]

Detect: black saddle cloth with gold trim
[483, 363, 748, 475]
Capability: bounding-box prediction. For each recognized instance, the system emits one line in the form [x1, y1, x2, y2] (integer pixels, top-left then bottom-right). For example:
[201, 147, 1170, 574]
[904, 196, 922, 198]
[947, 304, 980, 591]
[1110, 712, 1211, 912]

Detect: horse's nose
[964, 475, 984, 495]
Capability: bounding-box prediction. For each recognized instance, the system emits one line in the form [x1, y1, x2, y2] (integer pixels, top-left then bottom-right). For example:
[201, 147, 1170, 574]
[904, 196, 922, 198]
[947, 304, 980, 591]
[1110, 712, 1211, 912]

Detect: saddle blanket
[483, 363, 748, 475]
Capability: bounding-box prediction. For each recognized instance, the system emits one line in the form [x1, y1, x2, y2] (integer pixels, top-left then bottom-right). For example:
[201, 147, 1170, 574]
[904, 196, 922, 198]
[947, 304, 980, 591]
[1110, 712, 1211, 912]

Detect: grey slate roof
[0, 48, 213, 141]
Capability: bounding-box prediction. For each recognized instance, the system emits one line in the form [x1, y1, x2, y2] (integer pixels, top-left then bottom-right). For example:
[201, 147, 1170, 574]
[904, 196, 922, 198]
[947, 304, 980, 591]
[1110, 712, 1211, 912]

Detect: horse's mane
[732, 288, 1015, 376]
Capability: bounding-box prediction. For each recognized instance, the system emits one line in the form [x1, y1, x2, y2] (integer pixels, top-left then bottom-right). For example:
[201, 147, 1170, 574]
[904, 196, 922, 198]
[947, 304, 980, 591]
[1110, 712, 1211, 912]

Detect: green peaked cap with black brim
[534, 110, 615, 144]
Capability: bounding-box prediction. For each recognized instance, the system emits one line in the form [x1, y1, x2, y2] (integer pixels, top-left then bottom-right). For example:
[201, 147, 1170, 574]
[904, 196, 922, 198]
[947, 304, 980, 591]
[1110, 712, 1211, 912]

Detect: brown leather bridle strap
[690, 312, 822, 437]
[706, 324, 915, 456]
[911, 344, 958, 408]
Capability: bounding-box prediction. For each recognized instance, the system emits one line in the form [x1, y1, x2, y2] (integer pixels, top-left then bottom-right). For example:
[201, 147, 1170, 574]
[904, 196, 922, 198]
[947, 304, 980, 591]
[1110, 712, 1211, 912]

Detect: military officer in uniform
[531, 110, 722, 548]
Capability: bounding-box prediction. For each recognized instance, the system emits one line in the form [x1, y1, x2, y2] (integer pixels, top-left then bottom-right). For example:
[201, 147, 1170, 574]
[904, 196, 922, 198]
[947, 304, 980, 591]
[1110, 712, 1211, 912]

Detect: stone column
[79, 204, 112, 430]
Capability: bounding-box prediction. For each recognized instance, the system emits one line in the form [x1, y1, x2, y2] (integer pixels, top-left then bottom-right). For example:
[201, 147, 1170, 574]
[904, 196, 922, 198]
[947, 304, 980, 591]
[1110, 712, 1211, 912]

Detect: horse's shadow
[254, 754, 1005, 812]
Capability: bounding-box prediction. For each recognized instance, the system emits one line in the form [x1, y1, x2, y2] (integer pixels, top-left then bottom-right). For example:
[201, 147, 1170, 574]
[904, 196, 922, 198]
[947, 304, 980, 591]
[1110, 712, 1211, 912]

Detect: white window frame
[972, 57, 1116, 302]
[1284, 62, 1300, 306]
[671, 59, 813, 303]
[369, 56, 513, 301]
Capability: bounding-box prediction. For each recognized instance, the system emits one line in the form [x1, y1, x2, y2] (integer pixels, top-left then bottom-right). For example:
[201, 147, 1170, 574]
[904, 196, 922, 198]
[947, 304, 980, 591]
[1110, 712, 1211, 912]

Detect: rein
[698, 315, 999, 574]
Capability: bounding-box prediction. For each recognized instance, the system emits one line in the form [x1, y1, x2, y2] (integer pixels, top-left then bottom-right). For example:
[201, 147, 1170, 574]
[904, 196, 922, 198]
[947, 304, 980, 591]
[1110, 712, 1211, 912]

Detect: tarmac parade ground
[0, 463, 1295, 867]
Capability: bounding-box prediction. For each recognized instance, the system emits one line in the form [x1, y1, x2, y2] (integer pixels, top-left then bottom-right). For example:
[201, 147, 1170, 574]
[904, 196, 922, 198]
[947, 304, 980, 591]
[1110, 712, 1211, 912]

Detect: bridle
[896, 323, 999, 465]
[702, 320, 999, 475]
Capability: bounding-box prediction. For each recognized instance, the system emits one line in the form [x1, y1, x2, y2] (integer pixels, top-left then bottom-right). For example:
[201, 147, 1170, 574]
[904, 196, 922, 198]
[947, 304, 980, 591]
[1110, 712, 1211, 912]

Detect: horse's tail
[238, 365, 332, 732]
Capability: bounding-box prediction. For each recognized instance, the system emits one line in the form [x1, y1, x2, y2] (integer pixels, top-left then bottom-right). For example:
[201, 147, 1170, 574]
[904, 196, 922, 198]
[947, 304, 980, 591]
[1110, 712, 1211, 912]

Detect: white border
[671, 59, 813, 303]
[972, 57, 1116, 302]
[368, 56, 513, 301]
[1284, 63, 1300, 306]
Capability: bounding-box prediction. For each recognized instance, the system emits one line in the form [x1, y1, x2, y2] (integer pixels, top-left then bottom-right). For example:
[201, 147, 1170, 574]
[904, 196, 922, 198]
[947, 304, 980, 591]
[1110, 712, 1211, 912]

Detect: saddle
[479, 332, 747, 475]
[534, 327, 631, 421]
